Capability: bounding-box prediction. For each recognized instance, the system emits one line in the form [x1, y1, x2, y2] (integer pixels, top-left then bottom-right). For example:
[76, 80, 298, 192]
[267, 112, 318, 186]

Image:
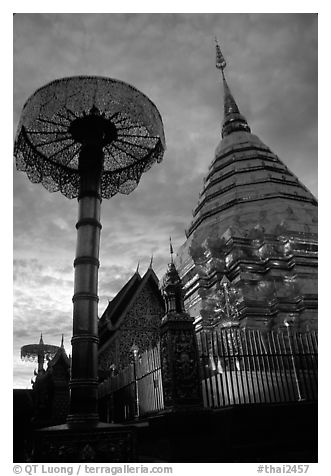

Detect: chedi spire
[215, 38, 251, 137]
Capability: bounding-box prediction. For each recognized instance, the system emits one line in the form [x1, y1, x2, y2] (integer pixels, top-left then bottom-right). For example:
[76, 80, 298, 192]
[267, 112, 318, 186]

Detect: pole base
[32, 422, 136, 462]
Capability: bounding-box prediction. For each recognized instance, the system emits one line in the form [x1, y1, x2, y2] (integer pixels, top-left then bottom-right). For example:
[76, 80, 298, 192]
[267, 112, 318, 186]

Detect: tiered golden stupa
[176, 41, 317, 333]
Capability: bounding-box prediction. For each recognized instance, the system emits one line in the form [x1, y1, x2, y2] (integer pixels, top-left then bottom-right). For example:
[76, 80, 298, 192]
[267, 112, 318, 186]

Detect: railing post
[109, 364, 116, 423]
[284, 320, 304, 401]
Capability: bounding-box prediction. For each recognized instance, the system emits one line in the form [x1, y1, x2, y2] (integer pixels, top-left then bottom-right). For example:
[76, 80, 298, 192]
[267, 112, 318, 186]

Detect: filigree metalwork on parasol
[14, 76, 166, 199]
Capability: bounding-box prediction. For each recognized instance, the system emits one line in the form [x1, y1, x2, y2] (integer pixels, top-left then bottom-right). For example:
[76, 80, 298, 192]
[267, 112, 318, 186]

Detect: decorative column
[67, 144, 103, 425]
[14, 75, 166, 462]
[160, 245, 203, 410]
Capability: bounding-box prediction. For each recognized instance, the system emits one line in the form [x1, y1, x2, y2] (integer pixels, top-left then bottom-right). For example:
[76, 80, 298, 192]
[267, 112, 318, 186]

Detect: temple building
[16, 335, 70, 430]
[175, 42, 318, 333]
[98, 266, 164, 373]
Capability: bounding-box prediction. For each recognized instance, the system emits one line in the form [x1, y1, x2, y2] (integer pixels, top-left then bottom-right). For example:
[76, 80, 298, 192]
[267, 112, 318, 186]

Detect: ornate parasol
[15, 76, 165, 199]
[14, 76, 166, 426]
[21, 333, 60, 374]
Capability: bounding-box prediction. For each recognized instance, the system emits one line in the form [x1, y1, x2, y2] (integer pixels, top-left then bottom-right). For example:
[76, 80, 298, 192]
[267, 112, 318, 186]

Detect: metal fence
[197, 328, 318, 407]
[98, 343, 164, 422]
[98, 328, 317, 422]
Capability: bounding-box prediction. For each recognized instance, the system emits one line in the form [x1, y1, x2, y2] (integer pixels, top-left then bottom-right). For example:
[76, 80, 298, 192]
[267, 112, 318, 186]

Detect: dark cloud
[13, 13, 317, 387]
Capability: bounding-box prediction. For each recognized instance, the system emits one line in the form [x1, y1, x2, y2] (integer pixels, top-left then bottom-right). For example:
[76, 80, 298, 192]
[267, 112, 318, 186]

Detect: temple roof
[98, 267, 164, 349]
[99, 271, 142, 327]
[47, 336, 70, 370]
[47, 345, 70, 370]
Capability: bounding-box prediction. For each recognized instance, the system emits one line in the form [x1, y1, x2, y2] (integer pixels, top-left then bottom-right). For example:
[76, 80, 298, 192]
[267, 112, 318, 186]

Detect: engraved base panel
[160, 326, 202, 407]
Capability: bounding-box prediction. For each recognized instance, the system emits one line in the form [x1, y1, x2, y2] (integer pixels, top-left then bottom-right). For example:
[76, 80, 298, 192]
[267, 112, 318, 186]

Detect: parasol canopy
[21, 343, 60, 363]
[14, 76, 166, 199]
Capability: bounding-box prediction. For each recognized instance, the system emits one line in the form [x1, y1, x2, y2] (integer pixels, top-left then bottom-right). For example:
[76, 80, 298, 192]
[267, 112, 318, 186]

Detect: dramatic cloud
[13, 13, 317, 387]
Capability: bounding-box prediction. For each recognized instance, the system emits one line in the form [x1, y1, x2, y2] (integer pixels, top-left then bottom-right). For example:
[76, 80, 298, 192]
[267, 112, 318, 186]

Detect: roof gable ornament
[135, 261, 140, 274]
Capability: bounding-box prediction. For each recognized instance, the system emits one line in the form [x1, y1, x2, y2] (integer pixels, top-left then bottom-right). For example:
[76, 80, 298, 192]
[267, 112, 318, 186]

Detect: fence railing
[98, 328, 317, 422]
[196, 328, 318, 408]
[98, 343, 164, 422]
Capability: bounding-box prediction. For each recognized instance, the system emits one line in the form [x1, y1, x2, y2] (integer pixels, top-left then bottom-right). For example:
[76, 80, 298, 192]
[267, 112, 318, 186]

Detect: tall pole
[67, 145, 103, 425]
[37, 351, 44, 374]
[37, 334, 45, 373]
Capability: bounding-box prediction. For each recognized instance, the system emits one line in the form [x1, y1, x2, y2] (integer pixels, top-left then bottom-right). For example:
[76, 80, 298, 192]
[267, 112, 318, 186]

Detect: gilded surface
[177, 130, 317, 331]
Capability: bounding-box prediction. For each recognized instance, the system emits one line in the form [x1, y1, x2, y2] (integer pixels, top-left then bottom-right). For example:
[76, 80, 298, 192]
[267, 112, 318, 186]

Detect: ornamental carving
[160, 326, 201, 406]
[199, 277, 241, 329]
[34, 429, 134, 462]
[99, 281, 163, 372]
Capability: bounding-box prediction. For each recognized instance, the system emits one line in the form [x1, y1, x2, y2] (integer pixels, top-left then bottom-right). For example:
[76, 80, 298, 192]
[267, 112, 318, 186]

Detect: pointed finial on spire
[60, 334, 64, 348]
[135, 261, 140, 274]
[214, 38, 251, 137]
[39, 333, 44, 345]
[149, 254, 154, 269]
[169, 237, 174, 264]
[215, 36, 227, 73]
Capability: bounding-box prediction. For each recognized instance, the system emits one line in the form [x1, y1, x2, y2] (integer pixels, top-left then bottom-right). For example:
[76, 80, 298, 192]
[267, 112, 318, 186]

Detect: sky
[12, 13, 318, 388]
